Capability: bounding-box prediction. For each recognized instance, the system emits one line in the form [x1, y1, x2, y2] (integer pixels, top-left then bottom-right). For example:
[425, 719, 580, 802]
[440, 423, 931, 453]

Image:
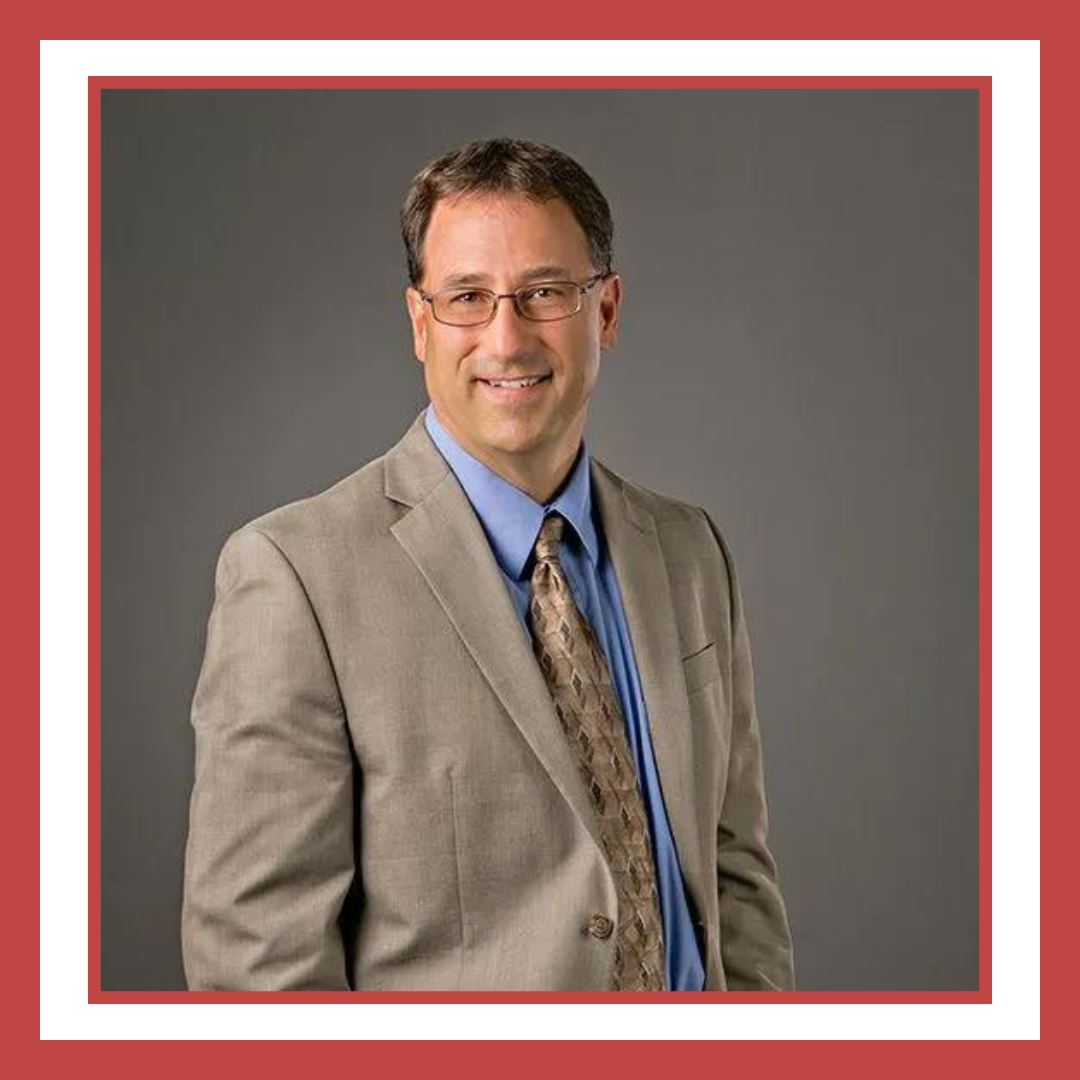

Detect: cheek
[426, 340, 470, 385]
[560, 342, 600, 393]
[550, 329, 597, 380]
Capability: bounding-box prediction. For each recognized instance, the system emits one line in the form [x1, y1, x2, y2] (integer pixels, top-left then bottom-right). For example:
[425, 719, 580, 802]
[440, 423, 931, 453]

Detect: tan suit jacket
[181, 409, 794, 991]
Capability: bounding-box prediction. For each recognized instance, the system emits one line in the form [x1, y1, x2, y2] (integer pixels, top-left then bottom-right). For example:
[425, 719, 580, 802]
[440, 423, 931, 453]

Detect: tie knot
[534, 512, 565, 563]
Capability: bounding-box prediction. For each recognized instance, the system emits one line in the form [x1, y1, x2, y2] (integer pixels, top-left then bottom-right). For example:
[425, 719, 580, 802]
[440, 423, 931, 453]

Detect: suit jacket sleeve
[700, 508, 796, 991]
[181, 526, 355, 990]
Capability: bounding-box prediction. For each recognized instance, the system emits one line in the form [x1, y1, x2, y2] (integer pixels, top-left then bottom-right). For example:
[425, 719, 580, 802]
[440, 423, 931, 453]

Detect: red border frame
[82, 76, 994, 1008]
[21, 45, 1009, 1037]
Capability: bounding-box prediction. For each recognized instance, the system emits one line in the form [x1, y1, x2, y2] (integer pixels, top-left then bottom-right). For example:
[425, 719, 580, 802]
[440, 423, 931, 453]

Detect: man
[181, 137, 794, 992]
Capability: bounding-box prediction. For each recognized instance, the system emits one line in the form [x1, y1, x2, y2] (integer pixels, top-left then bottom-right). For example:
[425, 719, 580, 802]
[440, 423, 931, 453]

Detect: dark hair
[400, 137, 614, 287]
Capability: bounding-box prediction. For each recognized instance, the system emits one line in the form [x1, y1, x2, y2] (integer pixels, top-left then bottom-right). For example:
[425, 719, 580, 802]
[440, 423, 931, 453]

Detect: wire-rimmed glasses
[418, 272, 610, 327]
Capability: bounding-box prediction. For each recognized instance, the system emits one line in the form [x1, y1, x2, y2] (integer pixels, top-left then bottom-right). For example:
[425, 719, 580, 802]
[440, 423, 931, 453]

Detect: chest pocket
[680, 639, 731, 814]
[681, 641, 720, 695]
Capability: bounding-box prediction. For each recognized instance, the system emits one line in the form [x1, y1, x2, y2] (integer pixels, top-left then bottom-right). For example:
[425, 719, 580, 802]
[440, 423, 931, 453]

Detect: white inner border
[40, 39, 1040, 1040]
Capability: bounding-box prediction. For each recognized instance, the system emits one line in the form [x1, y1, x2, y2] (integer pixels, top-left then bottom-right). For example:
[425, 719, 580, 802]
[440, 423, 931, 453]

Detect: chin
[477, 420, 551, 457]
[483, 431, 545, 458]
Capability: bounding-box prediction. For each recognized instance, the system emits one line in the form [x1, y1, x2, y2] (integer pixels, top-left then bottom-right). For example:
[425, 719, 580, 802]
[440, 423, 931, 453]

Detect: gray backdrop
[101, 89, 978, 991]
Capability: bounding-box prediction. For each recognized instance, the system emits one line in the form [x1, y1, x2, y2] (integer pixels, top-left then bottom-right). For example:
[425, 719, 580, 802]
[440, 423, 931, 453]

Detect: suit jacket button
[587, 913, 614, 939]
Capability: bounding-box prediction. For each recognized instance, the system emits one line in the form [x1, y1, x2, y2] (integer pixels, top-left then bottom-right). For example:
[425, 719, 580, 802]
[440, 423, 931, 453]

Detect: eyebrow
[438, 264, 575, 289]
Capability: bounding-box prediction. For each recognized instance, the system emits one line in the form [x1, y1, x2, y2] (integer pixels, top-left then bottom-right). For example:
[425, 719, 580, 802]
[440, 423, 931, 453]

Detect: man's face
[405, 193, 621, 473]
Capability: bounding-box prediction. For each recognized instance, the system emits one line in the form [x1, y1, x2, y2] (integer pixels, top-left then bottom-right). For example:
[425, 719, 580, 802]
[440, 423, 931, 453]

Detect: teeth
[486, 376, 545, 388]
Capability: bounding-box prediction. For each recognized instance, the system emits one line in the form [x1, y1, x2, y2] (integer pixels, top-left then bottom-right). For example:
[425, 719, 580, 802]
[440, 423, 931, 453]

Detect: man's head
[402, 138, 621, 489]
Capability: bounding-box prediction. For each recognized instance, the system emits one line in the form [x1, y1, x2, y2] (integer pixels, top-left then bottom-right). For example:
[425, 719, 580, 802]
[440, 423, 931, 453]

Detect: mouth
[475, 373, 552, 401]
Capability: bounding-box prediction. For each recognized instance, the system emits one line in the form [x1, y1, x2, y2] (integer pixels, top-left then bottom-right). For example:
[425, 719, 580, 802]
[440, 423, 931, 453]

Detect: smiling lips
[476, 374, 551, 387]
[476, 373, 552, 400]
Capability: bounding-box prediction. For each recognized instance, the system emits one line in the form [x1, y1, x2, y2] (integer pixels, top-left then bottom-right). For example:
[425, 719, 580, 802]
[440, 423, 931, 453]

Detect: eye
[448, 290, 484, 305]
[522, 284, 569, 301]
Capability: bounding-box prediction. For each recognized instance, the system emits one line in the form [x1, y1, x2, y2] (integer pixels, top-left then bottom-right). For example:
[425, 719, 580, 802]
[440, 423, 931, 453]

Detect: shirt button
[587, 913, 614, 939]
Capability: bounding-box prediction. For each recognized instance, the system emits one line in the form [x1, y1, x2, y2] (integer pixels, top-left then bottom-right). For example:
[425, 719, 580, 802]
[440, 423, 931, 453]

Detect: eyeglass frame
[416, 271, 613, 328]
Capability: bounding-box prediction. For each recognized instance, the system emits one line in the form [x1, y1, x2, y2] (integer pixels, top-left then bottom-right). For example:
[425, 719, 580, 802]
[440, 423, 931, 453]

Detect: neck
[482, 440, 581, 505]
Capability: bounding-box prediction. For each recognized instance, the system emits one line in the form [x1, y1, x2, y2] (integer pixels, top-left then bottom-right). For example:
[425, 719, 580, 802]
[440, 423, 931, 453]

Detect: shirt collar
[424, 403, 599, 581]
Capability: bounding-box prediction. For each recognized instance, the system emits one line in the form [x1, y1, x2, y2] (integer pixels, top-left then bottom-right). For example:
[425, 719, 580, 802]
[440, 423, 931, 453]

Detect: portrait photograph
[97, 85, 979, 994]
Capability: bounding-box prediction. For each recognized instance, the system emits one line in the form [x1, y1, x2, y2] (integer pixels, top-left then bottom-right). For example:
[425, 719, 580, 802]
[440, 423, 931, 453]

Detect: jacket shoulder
[592, 457, 738, 592]
[593, 457, 711, 531]
[225, 453, 393, 557]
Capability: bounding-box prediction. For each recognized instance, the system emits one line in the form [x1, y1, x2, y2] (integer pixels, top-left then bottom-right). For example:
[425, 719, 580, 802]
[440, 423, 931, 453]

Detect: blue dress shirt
[424, 404, 705, 991]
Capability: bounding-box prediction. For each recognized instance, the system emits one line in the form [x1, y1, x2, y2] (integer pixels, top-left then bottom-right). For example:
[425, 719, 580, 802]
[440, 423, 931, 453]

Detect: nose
[480, 294, 535, 361]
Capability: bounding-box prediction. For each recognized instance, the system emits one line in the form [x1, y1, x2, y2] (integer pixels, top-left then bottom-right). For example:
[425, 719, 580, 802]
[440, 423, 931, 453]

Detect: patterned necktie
[528, 512, 665, 991]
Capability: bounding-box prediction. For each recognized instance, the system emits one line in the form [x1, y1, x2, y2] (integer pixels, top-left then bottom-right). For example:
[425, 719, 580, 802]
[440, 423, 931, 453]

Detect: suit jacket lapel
[590, 460, 709, 927]
[385, 412, 607, 859]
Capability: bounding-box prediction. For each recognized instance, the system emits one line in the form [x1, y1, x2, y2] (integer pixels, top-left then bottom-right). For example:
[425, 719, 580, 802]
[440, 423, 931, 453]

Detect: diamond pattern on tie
[529, 512, 665, 992]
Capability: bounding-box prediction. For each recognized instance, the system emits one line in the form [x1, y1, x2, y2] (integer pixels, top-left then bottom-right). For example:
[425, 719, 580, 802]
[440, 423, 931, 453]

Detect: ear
[598, 274, 622, 350]
[405, 287, 429, 364]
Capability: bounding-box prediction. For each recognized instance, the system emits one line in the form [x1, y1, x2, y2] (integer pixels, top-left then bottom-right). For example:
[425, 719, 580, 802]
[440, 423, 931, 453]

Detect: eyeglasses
[418, 272, 610, 328]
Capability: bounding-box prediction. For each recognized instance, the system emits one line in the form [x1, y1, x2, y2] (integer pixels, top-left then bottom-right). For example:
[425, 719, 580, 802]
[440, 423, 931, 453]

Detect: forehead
[423, 194, 592, 283]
